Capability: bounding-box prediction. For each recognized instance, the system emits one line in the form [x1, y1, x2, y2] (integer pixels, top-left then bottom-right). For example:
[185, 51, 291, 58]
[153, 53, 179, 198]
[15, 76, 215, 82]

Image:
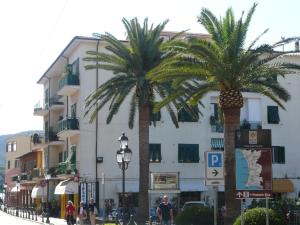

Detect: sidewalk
[1, 205, 66, 225]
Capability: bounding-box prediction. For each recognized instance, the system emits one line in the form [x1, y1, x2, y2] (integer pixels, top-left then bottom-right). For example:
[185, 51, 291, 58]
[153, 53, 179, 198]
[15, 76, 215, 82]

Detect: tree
[83, 18, 192, 222]
[149, 3, 300, 225]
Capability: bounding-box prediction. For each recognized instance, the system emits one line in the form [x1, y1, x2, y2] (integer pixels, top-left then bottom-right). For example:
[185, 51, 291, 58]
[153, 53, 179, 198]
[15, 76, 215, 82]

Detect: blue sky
[0, 0, 299, 135]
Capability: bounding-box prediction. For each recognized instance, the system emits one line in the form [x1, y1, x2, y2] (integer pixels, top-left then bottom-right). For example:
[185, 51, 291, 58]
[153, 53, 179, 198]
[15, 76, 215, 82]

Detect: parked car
[182, 201, 208, 211]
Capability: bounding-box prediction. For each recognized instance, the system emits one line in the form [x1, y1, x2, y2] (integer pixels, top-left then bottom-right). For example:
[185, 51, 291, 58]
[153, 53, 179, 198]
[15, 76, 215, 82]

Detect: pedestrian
[156, 195, 173, 225]
[77, 202, 87, 225]
[88, 198, 97, 225]
[66, 200, 75, 225]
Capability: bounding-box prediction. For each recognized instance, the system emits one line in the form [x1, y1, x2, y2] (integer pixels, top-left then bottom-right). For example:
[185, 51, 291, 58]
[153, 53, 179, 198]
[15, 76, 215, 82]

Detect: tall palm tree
[149, 3, 300, 225]
[83, 18, 192, 222]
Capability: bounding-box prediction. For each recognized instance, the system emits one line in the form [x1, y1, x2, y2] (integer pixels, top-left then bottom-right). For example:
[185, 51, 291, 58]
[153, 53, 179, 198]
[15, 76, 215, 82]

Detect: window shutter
[267, 106, 280, 124]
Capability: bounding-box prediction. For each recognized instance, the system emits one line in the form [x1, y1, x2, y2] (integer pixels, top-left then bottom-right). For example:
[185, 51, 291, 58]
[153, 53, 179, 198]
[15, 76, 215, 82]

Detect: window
[151, 111, 161, 122]
[149, 144, 161, 162]
[71, 58, 79, 75]
[178, 107, 199, 122]
[63, 151, 68, 161]
[14, 159, 19, 168]
[71, 103, 77, 118]
[267, 106, 280, 124]
[210, 103, 223, 133]
[7, 142, 12, 152]
[178, 144, 199, 163]
[44, 88, 49, 107]
[7, 160, 10, 169]
[12, 141, 17, 151]
[59, 152, 63, 163]
[272, 146, 285, 164]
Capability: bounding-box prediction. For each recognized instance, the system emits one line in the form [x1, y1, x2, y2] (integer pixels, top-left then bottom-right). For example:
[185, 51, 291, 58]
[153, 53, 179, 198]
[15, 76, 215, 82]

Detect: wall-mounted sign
[235, 129, 271, 148]
[150, 173, 179, 190]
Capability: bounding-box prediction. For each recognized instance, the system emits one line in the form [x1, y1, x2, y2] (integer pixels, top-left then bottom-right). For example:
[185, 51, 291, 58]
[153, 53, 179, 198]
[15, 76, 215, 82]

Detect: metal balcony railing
[58, 117, 79, 132]
[58, 73, 79, 90]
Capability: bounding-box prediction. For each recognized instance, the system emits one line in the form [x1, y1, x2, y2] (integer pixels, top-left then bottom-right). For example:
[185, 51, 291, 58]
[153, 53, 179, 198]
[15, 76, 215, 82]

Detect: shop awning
[180, 181, 208, 192]
[273, 179, 294, 193]
[211, 138, 224, 150]
[54, 179, 78, 195]
[31, 186, 47, 198]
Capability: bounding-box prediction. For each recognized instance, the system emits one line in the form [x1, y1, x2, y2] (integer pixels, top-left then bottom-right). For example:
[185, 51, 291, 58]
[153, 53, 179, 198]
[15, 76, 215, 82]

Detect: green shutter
[149, 144, 161, 162]
[178, 107, 199, 122]
[178, 144, 199, 163]
[267, 106, 280, 124]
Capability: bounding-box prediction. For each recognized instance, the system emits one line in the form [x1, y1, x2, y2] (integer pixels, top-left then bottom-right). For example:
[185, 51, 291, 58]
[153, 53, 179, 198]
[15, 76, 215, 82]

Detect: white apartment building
[34, 35, 300, 217]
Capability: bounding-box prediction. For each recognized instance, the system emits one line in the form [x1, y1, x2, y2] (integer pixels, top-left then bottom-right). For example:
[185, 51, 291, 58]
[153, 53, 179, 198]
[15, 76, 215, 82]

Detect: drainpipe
[95, 39, 100, 210]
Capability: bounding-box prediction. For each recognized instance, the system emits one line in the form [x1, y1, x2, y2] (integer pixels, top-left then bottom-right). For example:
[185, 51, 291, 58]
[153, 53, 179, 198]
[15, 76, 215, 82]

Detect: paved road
[0, 210, 42, 225]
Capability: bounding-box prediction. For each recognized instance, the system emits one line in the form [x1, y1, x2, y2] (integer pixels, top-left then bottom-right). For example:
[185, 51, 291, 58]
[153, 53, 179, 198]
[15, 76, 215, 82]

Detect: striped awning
[211, 138, 224, 150]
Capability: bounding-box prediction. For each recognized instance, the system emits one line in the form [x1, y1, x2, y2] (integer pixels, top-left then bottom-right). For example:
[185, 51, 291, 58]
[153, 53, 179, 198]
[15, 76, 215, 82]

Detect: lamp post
[45, 174, 51, 224]
[116, 133, 132, 223]
[16, 176, 20, 216]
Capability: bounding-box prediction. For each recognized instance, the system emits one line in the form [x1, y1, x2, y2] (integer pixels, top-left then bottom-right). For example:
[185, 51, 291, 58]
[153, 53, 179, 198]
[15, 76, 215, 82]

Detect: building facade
[34, 35, 300, 217]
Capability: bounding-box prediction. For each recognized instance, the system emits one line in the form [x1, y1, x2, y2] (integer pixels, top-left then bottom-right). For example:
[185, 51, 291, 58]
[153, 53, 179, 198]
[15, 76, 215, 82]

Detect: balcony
[57, 73, 80, 96]
[31, 133, 47, 150]
[31, 168, 43, 180]
[57, 117, 79, 138]
[33, 102, 48, 116]
[45, 127, 63, 146]
[210, 116, 224, 133]
[240, 120, 262, 130]
[48, 95, 64, 111]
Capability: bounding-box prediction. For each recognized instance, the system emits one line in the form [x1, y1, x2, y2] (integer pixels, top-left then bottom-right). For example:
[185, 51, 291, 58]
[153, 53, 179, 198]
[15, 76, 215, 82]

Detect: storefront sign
[150, 173, 179, 190]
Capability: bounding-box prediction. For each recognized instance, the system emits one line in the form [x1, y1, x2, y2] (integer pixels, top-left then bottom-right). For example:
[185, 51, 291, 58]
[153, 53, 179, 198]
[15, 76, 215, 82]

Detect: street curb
[0, 210, 52, 225]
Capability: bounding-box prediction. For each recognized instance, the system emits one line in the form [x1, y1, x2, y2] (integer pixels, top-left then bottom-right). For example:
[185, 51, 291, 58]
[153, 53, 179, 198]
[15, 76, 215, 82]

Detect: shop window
[149, 144, 161, 162]
[178, 144, 199, 163]
[267, 106, 280, 124]
[272, 146, 285, 164]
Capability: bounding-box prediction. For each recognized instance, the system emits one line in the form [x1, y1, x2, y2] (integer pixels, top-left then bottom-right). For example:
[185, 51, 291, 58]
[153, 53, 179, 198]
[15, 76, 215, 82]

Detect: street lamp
[116, 133, 132, 223]
[16, 176, 20, 216]
[45, 174, 51, 224]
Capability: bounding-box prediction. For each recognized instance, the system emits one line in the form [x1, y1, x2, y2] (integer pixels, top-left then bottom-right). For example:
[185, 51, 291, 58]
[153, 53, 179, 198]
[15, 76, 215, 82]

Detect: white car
[182, 201, 208, 211]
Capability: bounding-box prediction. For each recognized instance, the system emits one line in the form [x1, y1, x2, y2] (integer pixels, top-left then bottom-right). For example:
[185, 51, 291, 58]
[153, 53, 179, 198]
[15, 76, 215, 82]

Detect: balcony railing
[45, 128, 59, 142]
[240, 120, 262, 129]
[58, 117, 79, 132]
[210, 116, 262, 132]
[31, 168, 43, 179]
[58, 73, 79, 90]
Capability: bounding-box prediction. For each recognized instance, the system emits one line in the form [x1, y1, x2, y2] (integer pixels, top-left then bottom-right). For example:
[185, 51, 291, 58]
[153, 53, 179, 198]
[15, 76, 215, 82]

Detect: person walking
[88, 198, 97, 225]
[156, 195, 173, 225]
[77, 202, 87, 225]
[66, 200, 75, 225]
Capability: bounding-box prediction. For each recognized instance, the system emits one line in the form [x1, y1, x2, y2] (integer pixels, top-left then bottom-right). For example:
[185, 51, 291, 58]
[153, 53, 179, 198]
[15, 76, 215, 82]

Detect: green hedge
[233, 207, 287, 225]
[175, 205, 214, 225]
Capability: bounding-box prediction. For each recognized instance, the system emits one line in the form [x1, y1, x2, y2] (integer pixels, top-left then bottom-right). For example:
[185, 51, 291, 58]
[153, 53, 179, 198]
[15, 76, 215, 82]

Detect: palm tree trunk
[223, 107, 240, 225]
[136, 104, 150, 223]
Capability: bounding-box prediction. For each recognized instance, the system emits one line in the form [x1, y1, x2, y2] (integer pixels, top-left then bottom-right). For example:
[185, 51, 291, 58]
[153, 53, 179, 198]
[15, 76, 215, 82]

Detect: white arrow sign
[205, 151, 224, 185]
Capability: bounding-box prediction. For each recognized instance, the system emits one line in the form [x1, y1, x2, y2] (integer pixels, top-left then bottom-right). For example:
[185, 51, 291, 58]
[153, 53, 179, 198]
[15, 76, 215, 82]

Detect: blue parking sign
[208, 152, 222, 167]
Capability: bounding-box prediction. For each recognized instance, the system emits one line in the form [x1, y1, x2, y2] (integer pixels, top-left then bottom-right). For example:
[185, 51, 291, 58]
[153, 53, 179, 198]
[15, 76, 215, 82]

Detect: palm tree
[149, 3, 300, 225]
[83, 18, 192, 222]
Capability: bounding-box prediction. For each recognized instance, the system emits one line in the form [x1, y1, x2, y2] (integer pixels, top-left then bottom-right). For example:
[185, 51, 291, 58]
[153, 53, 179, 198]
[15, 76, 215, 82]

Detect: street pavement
[0, 208, 66, 225]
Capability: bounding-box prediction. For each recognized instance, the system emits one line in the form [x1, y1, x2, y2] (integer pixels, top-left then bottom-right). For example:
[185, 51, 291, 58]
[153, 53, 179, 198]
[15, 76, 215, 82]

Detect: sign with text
[235, 129, 271, 148]
[235, 148, 272, 199]
[150, 173, 179, 190]
[205, 151, 224, 186]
